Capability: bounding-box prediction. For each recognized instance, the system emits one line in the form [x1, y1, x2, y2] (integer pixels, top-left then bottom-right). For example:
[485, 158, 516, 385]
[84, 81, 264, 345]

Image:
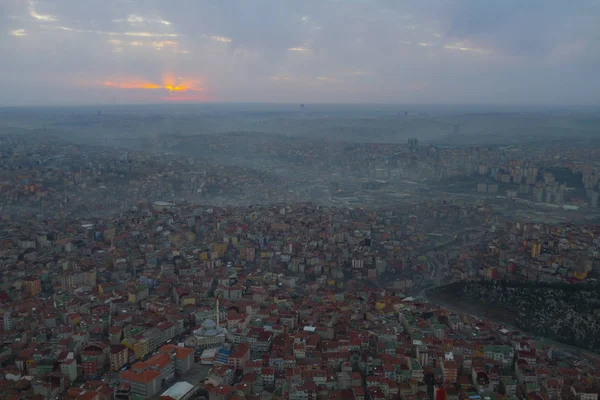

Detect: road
[417, 227, 479, 256]
[411, 227, 481, 288]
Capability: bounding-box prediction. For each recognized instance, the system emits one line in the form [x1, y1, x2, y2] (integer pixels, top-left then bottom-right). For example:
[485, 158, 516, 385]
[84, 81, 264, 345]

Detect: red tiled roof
[120, 369, 160, 384]
[146, 353, 172, 369]
[175, 347, 194, 360]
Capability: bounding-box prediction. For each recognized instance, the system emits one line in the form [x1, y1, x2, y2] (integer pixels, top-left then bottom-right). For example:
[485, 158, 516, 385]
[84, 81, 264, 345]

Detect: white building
[161, 381, 196, 400]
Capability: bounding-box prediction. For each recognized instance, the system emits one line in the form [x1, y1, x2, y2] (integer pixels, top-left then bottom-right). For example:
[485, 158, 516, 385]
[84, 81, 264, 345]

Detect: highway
[417, 227, 479, 256]
[406, 226, 487, 299]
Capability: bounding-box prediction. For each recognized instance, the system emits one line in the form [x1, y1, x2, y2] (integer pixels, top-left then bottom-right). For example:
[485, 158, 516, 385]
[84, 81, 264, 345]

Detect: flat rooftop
[161, 381, 195, 400]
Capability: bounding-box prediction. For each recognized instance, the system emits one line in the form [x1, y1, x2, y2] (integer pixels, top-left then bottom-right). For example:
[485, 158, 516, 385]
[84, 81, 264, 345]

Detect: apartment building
[110, 344, 130, 372]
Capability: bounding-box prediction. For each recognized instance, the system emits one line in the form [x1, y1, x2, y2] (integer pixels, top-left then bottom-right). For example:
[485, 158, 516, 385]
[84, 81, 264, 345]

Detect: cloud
[104, 38, 179, 52]
[444, 43, 491, 55]
[123, 32, 178, 38]
[113, 14, 172, 26]
[210, 36, 232, 43]
[0, 0, 598, 105]
[152, 40, 178, 50]
[126, 14, 144, 24]
[100, 80, 163, 90]
[28, 2, 57, 22]
[442, 0, 599, 59]
[9, 29, 26, 37]
[94, 75, 205, 94]
[316, 76, 341, 83]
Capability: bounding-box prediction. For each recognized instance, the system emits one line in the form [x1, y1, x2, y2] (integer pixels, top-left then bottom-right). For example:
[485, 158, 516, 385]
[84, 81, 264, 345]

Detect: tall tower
[109, 300, 113, 328]
[216, 298, 220, 327]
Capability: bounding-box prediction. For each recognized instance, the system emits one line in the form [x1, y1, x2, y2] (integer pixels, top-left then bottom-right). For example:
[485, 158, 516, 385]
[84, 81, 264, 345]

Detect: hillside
[430, 281, 600, 353]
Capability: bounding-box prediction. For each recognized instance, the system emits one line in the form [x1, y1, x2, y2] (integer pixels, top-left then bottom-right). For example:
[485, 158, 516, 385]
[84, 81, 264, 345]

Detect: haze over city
[3, 2, 600, 400]
[2, 0, 600, 106]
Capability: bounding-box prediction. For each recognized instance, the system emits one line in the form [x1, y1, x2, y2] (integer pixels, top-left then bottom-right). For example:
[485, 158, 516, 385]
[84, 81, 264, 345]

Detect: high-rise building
[22, 276, 41, 297]
[591, 191, 599, 208]
[408, 138, 418, 151]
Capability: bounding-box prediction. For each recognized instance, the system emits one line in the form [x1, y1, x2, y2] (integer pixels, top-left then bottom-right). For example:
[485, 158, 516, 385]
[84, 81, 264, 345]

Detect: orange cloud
[96, 75, 208, 101]
[101, 80, 163, 90]
[161, 75, 204, 92]
[99, 76, 204, 91]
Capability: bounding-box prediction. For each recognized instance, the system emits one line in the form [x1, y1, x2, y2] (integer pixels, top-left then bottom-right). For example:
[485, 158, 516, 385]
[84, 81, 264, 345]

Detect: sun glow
[162, 75, 204, 92]
[100, 80, 163, 90]
[97, 75, 206, 101]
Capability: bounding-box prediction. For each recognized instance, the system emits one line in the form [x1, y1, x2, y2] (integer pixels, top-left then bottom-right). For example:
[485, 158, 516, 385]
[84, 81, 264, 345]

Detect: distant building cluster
[447, 221, 599, 283]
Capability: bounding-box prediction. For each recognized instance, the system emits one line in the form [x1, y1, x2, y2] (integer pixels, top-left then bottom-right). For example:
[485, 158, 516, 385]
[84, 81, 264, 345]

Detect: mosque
[184, 299, 227, 350]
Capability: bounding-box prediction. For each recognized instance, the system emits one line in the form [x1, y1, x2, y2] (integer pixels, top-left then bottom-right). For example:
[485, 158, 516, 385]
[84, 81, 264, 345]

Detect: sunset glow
[163, 75, 204, 92]
[96, 75, 207, 101]
[164, 85, 186, 92]
[100, 80, 163, 90]
[4, 0, 598, 106]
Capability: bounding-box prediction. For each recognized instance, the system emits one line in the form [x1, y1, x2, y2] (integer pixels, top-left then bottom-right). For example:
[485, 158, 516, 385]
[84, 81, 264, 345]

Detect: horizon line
[1, 101, 599, 110]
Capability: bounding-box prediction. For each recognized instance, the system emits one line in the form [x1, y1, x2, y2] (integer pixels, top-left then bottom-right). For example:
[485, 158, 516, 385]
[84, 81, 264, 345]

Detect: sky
[1, 0, 600, 106]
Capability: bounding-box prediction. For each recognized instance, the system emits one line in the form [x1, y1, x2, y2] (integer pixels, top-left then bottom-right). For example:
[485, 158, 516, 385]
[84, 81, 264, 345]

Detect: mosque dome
[202, 319, 216, 330]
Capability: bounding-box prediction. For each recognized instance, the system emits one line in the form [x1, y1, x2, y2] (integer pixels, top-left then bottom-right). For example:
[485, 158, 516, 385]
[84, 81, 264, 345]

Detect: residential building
[23, 276, 41, 297]
[110, 344, 130, 372]
[228, 343, 250, 369]
[120, 369, 162, 398]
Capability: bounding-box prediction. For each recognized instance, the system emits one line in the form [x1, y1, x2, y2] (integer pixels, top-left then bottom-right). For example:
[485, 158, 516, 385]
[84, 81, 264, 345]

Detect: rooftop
[160, 381, 195, 400]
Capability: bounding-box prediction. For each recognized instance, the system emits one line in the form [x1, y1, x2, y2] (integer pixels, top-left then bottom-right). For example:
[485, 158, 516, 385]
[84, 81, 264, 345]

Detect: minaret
[216, 298, 220, 327]
[108, 300, 112, 328]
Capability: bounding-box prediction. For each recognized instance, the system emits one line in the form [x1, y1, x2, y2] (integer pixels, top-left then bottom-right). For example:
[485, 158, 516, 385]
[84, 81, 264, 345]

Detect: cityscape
[1, 106, 600, 400]
[2, 0, 600, 400]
